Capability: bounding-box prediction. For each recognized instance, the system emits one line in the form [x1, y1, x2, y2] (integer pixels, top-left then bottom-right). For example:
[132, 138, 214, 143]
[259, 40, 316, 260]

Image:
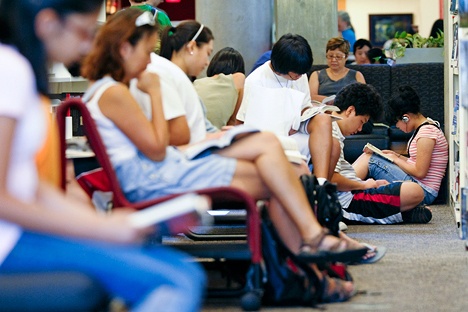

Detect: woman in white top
[81, 11, 369, 302]
[0, 2, 205, 311]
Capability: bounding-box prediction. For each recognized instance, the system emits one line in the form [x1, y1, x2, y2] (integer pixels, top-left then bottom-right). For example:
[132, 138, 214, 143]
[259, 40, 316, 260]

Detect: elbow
[146, 147, 167, 161]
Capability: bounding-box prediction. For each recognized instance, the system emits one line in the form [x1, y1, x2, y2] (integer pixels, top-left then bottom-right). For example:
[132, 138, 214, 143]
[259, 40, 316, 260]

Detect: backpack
[299, 174, 343, 236]
[260, 209, 321, 306]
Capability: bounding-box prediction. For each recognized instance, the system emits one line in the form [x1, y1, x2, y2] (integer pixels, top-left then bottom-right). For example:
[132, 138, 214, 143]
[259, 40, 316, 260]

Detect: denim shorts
[368, 154, 437, 205]
[115, 147, 237, 202]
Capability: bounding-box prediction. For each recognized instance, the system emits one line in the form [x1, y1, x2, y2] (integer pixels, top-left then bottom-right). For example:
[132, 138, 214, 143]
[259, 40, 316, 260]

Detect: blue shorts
[115, 147, 237, 202]
[368, 154, 436, 205]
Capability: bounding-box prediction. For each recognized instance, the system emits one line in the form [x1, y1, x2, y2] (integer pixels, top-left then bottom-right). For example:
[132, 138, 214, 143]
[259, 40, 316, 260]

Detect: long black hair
[0, 0, 103, 94]
[159, 20, 214, 60]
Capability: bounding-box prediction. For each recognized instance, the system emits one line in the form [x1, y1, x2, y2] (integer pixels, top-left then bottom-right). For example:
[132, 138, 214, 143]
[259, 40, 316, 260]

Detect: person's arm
[309, 71, 327, 102]
[391, 137, 435, 179]
[227, 72, 245, 126]
[331, 171, 382, 192]
[356, 71, 366, 84]
[0, 117, 151, 245]
[99, 71, 169, 161]
[167, 116, 191, 145]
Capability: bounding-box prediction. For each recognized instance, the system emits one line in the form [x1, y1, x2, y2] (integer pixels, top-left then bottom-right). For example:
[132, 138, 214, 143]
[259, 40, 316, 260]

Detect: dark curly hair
[334, 83, 383, 121]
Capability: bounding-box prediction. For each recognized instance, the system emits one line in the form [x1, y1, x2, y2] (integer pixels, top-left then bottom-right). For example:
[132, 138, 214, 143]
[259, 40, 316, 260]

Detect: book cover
[363, 143, 394, 163]
[184, 124, 260, 160]
[129, 193, 213, 233]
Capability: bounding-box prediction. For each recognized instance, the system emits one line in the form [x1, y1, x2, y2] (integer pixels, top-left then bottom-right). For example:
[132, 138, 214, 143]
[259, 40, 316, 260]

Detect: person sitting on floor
[329, 83, 431, 224]
[353, 85, 448, 206]
[80, 9, 368, 302]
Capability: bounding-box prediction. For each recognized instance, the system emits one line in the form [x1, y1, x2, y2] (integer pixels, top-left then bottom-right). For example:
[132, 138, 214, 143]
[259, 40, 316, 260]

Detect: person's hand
[362, 178, 380, 189]
[221, 125, 234, 131]
[98, 208, 155, 245]
[137, 70, 160, 94]
[375, 179, 390, 187]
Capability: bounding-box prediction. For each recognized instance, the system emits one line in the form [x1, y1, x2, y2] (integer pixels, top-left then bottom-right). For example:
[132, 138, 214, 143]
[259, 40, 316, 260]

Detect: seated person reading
[353, 86, 448, 205]
[80, 9, 368, 302]
[329, 83, 432, 224]
[194, 47, 246, 129]
[236, 33, 341, 182]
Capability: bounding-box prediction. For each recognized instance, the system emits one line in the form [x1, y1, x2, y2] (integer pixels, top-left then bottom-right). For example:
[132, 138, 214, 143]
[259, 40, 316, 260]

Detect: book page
[129, 193, 211, 228]
[363, 143, 394, 163]
[184, 125, 259, 160]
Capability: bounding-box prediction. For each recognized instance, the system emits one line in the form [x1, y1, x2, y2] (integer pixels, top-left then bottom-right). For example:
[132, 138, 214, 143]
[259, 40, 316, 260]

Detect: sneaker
[339, 221, 348, 232]
[401, 205, 432, 223]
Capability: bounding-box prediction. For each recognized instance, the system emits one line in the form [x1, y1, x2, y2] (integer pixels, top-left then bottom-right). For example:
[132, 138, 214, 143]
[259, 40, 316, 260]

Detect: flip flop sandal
[348, 243, 387, 265]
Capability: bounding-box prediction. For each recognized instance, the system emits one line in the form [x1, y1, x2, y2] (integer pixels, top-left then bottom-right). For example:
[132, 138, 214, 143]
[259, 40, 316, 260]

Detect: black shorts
[343, 182, 403, 225]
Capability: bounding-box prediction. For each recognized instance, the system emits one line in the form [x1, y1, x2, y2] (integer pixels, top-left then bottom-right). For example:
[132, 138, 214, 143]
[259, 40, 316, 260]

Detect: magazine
[129, 193, 212, 229]
[363, 143, 394, 163]
[184, 125, 260, 160]
[277, 135, 308, 165]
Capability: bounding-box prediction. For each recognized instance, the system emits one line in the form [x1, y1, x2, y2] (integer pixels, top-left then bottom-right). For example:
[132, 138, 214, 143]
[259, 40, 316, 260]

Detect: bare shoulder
[232, 72, 246, 88]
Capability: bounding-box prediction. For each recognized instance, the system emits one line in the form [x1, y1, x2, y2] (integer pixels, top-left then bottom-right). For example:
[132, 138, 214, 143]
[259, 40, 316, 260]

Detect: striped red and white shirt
[407, 124, 448, 192]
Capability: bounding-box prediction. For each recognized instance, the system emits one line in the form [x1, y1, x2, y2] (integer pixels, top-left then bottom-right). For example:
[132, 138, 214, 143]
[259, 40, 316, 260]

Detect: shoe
[402, 205, 432, 223]
[348, 244, 387, 265]
[298, 229, 368, 264]
[320, 276, 356, 303]
[339, 221, 348, 232]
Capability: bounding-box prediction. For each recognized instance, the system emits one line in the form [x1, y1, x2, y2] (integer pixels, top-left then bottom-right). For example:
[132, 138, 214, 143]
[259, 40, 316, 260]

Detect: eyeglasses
[326, 54, 346, 60]
[135, 11, 156, 27]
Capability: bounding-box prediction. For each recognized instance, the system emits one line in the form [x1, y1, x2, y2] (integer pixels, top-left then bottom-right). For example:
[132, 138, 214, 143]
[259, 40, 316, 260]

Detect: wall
[346, 0, 440, 43]
[196, 0, 273, 75]
[275, 0, 337, 65]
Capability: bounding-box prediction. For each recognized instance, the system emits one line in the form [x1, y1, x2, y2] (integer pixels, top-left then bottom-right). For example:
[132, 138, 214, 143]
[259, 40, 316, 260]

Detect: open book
[277, 135, 308, 165]
[363, 143, 394, 163]
[301, 103, 341, 122]
[129, 193, 213, 232]
[184, 125, 260, 160]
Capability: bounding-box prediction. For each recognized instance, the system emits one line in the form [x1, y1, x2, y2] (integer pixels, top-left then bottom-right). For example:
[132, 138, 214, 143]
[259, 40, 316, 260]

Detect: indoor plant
[386, 30, 444, 62]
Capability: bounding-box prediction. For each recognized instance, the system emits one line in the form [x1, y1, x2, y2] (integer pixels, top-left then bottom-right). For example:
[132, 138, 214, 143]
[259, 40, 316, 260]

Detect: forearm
[148, 91, 169, 148]
[331, 172, 367, 192]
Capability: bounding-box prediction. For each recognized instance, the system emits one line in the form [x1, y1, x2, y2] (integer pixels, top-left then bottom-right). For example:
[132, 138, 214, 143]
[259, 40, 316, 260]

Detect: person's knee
[258, 131, 282, 150]
[401, 182, 424, 206]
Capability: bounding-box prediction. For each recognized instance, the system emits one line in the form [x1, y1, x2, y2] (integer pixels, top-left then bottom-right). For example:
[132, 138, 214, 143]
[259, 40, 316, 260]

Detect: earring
[190, 51, 193, 55]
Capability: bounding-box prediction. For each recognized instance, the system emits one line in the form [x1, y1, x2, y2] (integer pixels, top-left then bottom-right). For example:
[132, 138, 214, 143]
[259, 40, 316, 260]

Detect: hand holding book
[363, 143, 395, 163]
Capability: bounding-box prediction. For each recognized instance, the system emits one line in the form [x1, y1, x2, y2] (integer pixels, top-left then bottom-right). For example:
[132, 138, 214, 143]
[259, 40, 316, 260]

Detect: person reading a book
[353, 86, 448, 206]
[80, 9, 370, 302]
[329, 83, 432, 224]
[193, 47, 246, 129]
[235, 33, 341, 183]
[0, 2, 206, 311]
[309, 37, 366, 103]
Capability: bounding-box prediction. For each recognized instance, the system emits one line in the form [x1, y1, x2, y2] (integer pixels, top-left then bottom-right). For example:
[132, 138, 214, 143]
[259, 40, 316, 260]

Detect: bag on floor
[260, 209, 321, 306]
[299, 174, 343, 236]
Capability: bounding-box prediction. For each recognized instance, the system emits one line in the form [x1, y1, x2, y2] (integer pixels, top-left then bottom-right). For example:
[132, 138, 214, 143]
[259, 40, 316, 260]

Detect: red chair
[57, 98, 264, 311]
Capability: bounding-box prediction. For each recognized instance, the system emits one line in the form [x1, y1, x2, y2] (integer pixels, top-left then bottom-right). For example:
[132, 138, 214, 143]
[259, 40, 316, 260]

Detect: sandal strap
[300, 228, 338, 253]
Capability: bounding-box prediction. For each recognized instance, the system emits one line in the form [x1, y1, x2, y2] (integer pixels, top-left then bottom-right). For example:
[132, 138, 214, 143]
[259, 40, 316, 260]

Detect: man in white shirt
[236, 34, 340, 183]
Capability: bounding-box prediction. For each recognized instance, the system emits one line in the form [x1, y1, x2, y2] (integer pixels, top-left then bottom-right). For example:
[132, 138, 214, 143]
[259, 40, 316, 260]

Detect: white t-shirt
[130, 53, 207, 144]
[0, 44, 46, 264]
[236, 60, 312, 133]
